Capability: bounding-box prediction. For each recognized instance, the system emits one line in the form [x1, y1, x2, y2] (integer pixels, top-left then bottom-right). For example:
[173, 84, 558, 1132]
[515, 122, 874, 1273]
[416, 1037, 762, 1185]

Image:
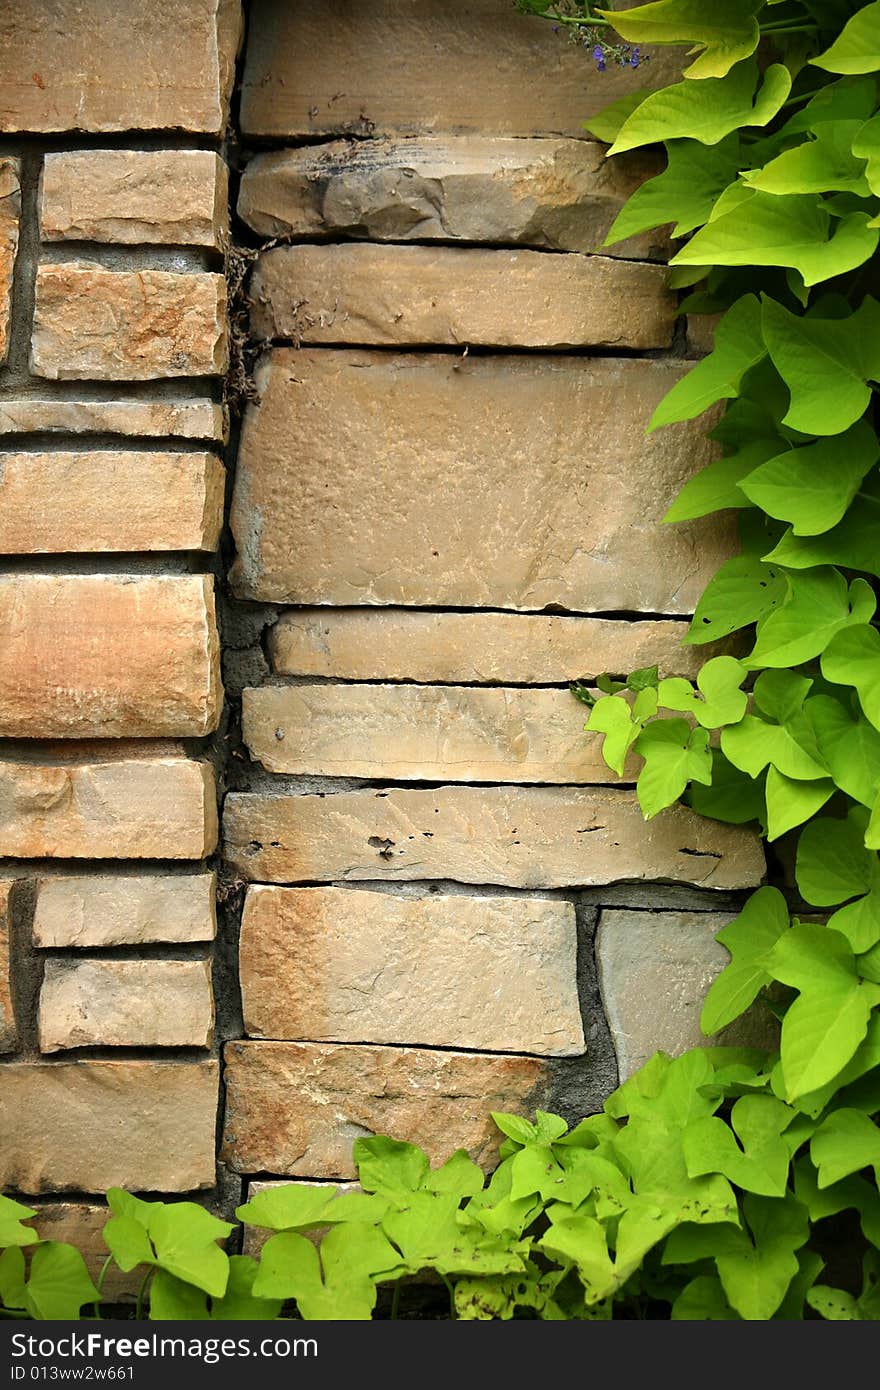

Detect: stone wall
[0, 0, 767, 1287]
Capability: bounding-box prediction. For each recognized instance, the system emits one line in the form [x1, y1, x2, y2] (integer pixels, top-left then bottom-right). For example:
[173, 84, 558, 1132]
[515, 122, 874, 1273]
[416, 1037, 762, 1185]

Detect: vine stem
[91, 1254, 114, 1320]
[440, 1274, 456, 1319]
[135, 1268, 153, 1321]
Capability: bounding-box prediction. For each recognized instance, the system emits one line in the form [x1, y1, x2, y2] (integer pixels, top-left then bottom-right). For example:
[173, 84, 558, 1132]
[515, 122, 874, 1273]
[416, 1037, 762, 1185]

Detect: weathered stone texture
[224, 786, 765, 891]
[240, 0, 683, 138]
[31, 265, 228, 381]
[33, 874, 217, 948]
[596, 910, 780, 1081]
[0, 575, 221, 738]
[0, 0, 242, 135]
[39, 959, 214, 1052]
[0, 157, 19, 364]
[0, 1060, 218, 1192]
[240, 886, 584, 1056]
[251, 244, 674, 351]
[41, 151, 228, 247]
[238, 138, 668, 259]
[31, 1205, 138, 1301]
[270, 610, 711, 683]
[0, 753, 217, 860]
[0, 452, 225, 554]
[0, 880, 16, 1053]
[231, 350, 729, 612]
[0, 398, 225, 440]
[222, 1041, 548, 1177]
[244, 683, 627, 783]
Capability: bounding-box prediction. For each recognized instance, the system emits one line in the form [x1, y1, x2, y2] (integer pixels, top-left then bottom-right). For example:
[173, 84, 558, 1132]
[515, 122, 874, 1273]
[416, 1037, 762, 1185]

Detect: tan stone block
[0, 0, 242, 135]
[33, 874, 217, 948]
[39, 959, 214, 1052]
[240, 0, 683, 139]
[237, 138, 669, 260]
[0, 879, 16, 1053]
[687, 312, 721, 357]
[0, 575, 221, 738]
[222, 1040, 548, 1177]
[596, 909, 780, 1081]
[240, 886, 583, 1057]
[230, 349, 730, 613]
[242, 1180, 359, 1257]
[30, 1204, 138, 1301]
[0, 398, 225, 441]
[0, 452, 224, 554]
[251, 244, 673, 351]
[0, 752, 218, 860]
[223, 786, 765, 891]
[31, 264, 228, 381]
[0, 1059, 218, 1192]
[269, 610, 715, 683]
[41, 151, 228, 247]
[0, 157, 19, 364]
[244, 683, 623, 783]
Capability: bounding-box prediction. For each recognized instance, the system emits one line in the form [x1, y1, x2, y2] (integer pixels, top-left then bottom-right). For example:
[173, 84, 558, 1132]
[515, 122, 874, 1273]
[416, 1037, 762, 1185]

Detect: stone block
[32, 874, 217, 948]
[0, 157, 19, 364]
[39, 959, 214, 1051]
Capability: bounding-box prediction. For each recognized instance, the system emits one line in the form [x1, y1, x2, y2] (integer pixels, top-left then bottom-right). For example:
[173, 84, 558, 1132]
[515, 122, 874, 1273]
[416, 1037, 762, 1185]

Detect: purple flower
[631, 45, 640, 68]
[593, 44, 603, 60]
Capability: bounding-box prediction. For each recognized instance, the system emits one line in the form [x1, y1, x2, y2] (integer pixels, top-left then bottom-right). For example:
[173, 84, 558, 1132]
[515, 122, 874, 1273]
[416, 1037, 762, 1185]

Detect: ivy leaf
[701, 887, 790, 1034]
[853, 111, 880, 194]
[101, 1214, 154, 1273]
[664, 440, 772, 522]
[604, 137, 741, 245]
[764, 768, 835, 841]
[237, 1185, 343, 1232]
[671, 1274, 740, 1319]
[747, 571, 875, 669]
[651, 295, 766, 430]
[382, 1193, 523, 1276]
[739, 421, 878, 535]
[148, 1269, 209, 1321]
[585, 693, 642, 776]
[0, 1194, 40, 1250]
[633, 719, 713, 819]
[687, 553, 787, 644]
[210, 1256, 283, 1321]
[683, 1094, 795, 1196]
[671, 192, 878, 287]
[609, 61, 791, 156]
[657, 656, 748, 727]
[796, 809, 877, 904]
[582, 89, 650, 144]
[810, 1108, 880, 1188]
[254, 1225, 401, 1318]
[596, 0, 762, 80]
[743, 121, 873, 196]
[753, 669, 813, 724]
[762, 295, 880, 435]
[764, 924, 880, 1097]
[720, 714, 827, 781]
[0, 1247, 26, 1311]
[491, 1112, 536, 1147]
[765, 497, 880, 577]
[423, 1150, 485, 1198]
[25, 1242, 100, 1321]
[688, 748, 767, 824]
[822, 623, 880, 730]
[538, 1215, 618, 1305]
[813, 3, 880, 74]
[805, 695, 880, 807]
[146, 1204, 232, 1299]
[714, 1194, 809, 1320]
[353, 1137, 430, 1201]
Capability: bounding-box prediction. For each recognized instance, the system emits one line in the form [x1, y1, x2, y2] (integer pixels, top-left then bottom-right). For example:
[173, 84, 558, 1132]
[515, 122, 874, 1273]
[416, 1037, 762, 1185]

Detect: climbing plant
[515, 0, 880, 1317]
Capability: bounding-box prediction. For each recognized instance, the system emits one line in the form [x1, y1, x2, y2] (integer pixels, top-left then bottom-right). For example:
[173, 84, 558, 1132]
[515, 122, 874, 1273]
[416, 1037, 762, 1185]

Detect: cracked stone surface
[0, 157, 19, 364]
[39, 958, 214, 1051]
[240, 885, 585, 1056]
[0, 752, 217, 859]
[0, 881, 15, 1053]
[0, 575, 222, 737]
[32, 873, 217, 948]
[238, 136, 669, 259]
[31, 264, 228, 380]
[597, 910, 780, 1080]
[250, 244, 674, 351]
[243, 683, 635, 783]
[0, 454, 225, 552]
[231, 349, 731, 612]
[224, 785, 765, 890]
[41, 150, 228, 246]
[269, 609, 728, 683]
[0, 0, 242, 134]
[0, 1060, 219, 1192]
[222, 1040, 550, 1177]
[239, 0, 684, 139]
